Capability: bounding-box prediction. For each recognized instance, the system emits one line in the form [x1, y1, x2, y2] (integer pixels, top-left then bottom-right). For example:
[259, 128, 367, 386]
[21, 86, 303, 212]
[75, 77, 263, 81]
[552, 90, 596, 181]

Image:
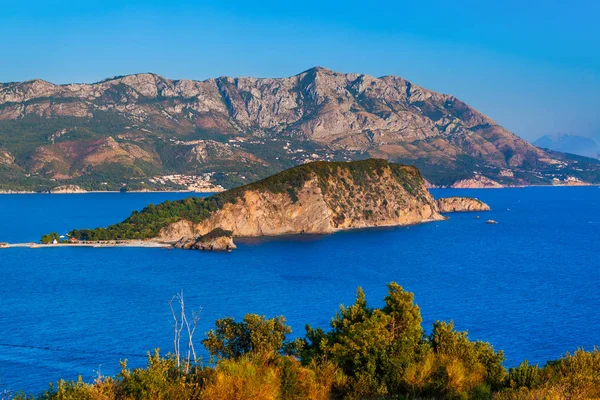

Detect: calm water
[0, 188, 599, 392]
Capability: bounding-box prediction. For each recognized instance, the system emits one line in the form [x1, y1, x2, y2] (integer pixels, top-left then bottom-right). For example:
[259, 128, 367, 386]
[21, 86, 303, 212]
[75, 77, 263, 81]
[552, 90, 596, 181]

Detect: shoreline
[0, 190, 219, 195]
[2, 241, 172, 249]
[431, 183, 598, 189]
[1, 184, 597, 195]
[1, 218, 448, 250]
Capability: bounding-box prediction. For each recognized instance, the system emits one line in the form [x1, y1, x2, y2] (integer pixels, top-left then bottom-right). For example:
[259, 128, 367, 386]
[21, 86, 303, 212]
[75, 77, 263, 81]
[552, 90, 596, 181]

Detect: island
[27, 159, 487, 251]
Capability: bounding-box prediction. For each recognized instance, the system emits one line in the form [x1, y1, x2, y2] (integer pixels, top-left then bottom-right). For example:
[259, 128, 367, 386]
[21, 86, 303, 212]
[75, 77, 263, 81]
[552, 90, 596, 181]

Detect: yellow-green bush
[497, 349, 600, 400]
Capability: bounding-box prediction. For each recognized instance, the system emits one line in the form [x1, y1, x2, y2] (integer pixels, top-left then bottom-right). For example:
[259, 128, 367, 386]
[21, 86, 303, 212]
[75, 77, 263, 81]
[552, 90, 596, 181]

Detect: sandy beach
[2, 241, 172, 249]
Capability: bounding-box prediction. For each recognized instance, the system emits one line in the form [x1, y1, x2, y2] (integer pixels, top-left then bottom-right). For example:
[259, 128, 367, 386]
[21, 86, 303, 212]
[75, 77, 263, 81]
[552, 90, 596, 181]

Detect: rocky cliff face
[437, 197, 490, 213]
[173, 228, 236, 251]
[156, 159, 443, 240]
[451, 175, 503, 188]
[0, 150, 14, 166]
[50, 184, 87, 194]
[2, 67, 598, 191]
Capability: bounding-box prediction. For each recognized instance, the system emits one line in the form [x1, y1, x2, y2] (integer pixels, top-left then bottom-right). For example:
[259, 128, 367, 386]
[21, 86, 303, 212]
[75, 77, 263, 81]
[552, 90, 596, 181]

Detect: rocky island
[52, 159, 489, 251]
[437, 197, 490, 213]
[173, 228, 236, 251]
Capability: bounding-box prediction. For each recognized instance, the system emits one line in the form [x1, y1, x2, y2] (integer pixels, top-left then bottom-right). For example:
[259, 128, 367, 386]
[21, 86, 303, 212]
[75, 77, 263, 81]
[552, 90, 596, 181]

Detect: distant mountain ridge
[534, 134, 599, 159]
[1, 67, 598, 191]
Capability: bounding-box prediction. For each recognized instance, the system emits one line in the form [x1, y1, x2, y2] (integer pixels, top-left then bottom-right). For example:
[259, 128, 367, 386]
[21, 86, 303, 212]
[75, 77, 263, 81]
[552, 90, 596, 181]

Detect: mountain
[534, 134, 600, 159]
[64, 159, 489, 244]
[1, 67, 599, 191]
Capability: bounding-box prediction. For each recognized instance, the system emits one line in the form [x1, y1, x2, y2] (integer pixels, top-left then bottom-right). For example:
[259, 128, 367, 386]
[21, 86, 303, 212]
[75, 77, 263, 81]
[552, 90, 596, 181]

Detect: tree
[168, 290, 201, 374]
[429, 321, 506, 395]
[203, 314, 291, 361]
[303, 284, 430, 397]
[41, 232, 60, 244]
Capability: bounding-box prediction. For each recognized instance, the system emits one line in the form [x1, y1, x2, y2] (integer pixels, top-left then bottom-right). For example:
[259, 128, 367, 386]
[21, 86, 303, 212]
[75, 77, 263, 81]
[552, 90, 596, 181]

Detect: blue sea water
[0, 188, 599, 393]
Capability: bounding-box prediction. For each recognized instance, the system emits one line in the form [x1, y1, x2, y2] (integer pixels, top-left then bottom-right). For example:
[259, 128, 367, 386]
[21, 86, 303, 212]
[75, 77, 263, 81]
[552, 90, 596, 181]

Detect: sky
[1, 0, 599, 141]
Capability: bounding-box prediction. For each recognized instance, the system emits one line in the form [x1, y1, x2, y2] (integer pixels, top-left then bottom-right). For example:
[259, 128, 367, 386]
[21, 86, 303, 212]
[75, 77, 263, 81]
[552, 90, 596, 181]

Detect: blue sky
[1, 0, 599, 141]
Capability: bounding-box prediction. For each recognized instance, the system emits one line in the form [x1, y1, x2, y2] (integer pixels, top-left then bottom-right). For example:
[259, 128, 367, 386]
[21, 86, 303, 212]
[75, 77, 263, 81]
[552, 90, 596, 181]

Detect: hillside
[67, 159, 443, 241]
[2, 67, 598, 191]
[62, 159, 487, 244]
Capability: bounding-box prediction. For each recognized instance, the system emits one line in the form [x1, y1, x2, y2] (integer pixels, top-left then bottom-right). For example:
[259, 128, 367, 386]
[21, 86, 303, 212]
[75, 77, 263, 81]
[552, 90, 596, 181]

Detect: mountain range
[534, 134, 599, 159]
[1, 67, 598, 191]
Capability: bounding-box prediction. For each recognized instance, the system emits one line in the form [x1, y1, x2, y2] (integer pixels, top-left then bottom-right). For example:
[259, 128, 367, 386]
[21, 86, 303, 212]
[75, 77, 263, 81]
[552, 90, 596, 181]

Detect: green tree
[40, 232, 60, 244]
[381, 282, 429, 393]
[203, 314, 291, 361]
[506, 360, 540, 389]
[303, 284, 430, 397]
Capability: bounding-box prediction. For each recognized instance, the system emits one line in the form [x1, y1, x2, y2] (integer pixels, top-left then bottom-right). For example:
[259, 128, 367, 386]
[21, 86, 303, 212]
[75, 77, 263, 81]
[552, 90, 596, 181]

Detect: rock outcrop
[553, 176, 589, 186]
[173, 228, 236, 251]
[50, 185, 87, 194]
[437, 197, 490, 213]
[451, 175, 503, 188]
[0, 150, 14, 165]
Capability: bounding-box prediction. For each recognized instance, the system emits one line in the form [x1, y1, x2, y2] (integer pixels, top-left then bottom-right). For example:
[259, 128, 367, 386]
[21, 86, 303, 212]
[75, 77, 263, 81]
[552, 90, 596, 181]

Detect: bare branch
[168, 290, 202, 374]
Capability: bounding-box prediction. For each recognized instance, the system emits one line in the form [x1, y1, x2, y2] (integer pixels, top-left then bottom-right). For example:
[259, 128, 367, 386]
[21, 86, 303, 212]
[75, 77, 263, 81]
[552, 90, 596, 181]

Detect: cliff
[437, 197, 490, 213]
[67, 159, 448, 243]
[451, 175, 503, 188]
[50, 185, 87, 194]
[173, 228, 236, 251]
[157, 159, 444, 240]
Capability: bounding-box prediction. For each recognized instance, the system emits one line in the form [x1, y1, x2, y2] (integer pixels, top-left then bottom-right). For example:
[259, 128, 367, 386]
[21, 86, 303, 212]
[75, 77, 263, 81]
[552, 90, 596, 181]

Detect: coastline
[2, 241, 172, 249]
[2, 183, 597, 195]
[431, 183, 598, 189]
[1, 218, 447, 250]
[0, 190, 220, 195]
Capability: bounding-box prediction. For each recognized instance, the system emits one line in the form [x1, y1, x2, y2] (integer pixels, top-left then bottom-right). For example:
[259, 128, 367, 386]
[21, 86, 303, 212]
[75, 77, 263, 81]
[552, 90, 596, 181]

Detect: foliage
[15, 285, 600, 400]
[496, 349, 600, 399]
[67, 196, 226, 241]
[196, 228, 232, 242]
[302, 283, 504, 399]
[203, 315, 292, 361]
[40, 232, 60, 244]
[505, 360, 540, 389]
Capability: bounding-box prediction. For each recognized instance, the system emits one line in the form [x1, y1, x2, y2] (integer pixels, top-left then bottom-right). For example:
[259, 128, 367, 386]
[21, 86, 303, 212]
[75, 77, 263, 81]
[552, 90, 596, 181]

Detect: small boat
[486, 219, 498, 224]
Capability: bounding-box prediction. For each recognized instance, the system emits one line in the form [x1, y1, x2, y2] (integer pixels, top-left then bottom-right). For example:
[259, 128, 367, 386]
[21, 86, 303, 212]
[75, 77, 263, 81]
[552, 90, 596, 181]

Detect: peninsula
[42, 159, 489, 250]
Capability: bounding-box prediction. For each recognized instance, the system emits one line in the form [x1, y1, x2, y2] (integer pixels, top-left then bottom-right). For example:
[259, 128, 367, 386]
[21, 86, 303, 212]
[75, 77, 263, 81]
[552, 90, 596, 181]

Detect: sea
[0, 187, 599, 393]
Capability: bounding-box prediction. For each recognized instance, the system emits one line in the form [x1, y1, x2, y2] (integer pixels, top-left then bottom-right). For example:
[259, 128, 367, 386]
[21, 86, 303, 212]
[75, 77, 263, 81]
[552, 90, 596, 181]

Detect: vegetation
[196, 228, 233, 242]
[12, 284, 600, 400]
[57, 159, 426, 241]
[40, 232, 60, 244]
[68, 196, 227, 241]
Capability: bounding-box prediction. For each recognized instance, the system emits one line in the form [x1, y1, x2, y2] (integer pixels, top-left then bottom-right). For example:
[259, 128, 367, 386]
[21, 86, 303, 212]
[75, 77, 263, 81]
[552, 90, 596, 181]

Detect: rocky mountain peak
[0, 68, 598, 192]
